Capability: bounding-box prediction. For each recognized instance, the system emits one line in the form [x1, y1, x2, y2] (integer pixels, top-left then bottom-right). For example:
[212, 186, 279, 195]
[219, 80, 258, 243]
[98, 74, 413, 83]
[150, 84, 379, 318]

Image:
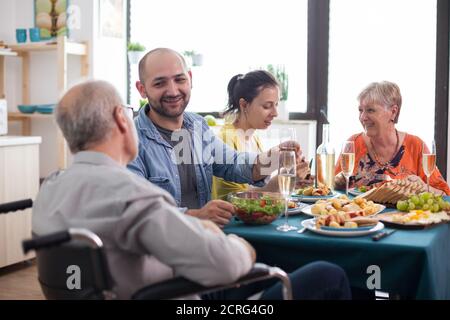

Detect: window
[328, 0, 437, 150]
[129, 0, 307, 114]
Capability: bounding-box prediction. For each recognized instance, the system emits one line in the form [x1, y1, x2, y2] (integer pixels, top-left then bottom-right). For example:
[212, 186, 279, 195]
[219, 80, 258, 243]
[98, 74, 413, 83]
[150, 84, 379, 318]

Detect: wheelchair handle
[0, 199, 33, 214]
[22, 230, 71, 254]
[22, 228, 104, 254]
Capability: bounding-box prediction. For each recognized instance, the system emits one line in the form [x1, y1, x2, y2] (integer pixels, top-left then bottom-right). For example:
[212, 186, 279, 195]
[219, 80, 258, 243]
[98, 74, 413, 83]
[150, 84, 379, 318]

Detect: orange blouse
[335, 132, 450, 195]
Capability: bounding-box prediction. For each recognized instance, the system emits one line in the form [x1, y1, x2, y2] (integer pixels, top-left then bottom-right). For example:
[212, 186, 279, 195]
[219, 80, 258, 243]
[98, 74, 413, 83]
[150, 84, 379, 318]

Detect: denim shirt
[127, 105, 265, 209]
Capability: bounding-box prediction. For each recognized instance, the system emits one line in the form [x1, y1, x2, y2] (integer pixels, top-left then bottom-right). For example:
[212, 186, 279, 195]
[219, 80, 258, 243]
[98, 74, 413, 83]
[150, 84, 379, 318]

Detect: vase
[128, 51, 145, 65]
[192, 53, 204, 66]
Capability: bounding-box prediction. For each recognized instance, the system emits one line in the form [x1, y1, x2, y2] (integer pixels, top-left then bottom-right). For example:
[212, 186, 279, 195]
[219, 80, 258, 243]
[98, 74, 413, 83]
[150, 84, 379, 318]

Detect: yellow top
[212, 122, 263, 200]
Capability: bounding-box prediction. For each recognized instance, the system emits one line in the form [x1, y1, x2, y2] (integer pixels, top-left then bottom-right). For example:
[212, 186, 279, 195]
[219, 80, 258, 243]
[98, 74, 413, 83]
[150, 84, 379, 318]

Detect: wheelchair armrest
[22, 229, 104, 254]
[23, 231, 72, 254]
[0, 199, 33, 214]
[132, 263, 292, 300]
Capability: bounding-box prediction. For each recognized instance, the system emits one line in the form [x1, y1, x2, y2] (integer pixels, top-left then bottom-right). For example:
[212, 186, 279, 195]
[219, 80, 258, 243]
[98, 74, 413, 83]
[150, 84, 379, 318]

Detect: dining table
[224, 197, 450, 300]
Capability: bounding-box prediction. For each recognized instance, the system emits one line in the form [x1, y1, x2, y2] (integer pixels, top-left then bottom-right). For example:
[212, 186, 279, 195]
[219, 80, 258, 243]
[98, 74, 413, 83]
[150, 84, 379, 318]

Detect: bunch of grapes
[396, 192, 450, 212]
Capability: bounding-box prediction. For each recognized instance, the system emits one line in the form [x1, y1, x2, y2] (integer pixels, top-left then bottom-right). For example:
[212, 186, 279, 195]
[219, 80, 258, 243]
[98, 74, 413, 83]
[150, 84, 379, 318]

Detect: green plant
[127, 42, 146, 52]
[183, 50, 196, 57]
[267, 64, 288, 101]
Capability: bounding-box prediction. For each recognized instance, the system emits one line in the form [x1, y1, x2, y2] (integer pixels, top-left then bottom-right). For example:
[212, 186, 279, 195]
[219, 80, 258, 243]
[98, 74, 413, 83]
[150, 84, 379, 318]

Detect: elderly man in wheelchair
[21, 80, 351, 300]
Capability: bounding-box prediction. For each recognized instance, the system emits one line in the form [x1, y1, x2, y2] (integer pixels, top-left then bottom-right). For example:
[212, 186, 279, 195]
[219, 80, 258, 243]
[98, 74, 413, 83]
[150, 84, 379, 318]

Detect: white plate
[300, 204, 386, 217]
[301, 218, 384, 237]
[348, 188, 374, 197]
[290, 191, 339, 203]
[284, 202, 309, 215]
[348, 188, 363, 197]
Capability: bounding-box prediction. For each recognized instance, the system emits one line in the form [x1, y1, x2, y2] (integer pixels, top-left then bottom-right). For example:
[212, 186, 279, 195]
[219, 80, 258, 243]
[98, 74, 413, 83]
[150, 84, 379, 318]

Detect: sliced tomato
[252, 212, 264, 219]
[260, 200, 266, 207]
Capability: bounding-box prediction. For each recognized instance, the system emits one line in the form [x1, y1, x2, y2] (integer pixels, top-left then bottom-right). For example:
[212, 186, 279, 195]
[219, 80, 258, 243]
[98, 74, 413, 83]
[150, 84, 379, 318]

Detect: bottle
[315, 124, 335, 191]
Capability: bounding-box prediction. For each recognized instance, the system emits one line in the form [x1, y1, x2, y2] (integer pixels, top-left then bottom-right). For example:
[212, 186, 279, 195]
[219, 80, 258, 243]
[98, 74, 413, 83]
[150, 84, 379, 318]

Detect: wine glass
[279, 127, 297, 151]
[277, 149, 297, 232]
[340, 141, 355, 197]
[422, 140, 436, 192]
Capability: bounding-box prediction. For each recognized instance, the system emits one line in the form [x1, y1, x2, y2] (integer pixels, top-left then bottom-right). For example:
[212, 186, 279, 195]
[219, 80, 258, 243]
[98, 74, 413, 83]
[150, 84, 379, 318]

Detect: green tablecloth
[224, 208, 450, 299]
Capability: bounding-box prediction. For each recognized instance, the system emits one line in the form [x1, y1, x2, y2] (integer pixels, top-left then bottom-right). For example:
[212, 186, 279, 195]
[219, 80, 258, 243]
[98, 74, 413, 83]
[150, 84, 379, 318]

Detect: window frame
[435, 0, 449, 178]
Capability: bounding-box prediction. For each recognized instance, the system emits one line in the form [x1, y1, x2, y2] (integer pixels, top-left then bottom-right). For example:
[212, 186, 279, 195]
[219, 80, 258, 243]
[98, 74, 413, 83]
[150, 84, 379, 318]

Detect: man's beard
[149, 94, 188, 119]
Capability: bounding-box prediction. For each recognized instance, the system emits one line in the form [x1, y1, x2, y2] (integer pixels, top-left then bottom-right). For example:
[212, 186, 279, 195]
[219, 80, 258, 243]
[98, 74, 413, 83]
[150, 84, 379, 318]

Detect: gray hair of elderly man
[55, 80, 123, 153]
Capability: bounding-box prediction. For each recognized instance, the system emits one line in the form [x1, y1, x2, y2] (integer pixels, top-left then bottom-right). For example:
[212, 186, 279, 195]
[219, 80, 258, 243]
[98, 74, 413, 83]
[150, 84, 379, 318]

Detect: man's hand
[187, 200, 234, 228]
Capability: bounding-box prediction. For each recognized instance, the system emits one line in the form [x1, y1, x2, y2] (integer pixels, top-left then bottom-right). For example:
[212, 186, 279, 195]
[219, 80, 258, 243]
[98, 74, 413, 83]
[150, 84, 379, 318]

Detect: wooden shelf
[0, 51, 17, 98]
[7, 112, 51, 137]
[0, 50, 17, 57]
[8, 112, 53, 120]
[4, 36, 89, 170]
[9, 40, 87, 56]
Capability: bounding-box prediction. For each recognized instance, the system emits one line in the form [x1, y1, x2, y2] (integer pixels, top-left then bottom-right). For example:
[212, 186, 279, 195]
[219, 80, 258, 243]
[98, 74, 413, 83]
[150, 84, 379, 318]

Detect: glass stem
[427, 175, 430, 192]
[345, 176, 349, 197]
[284, 197, 289, 226]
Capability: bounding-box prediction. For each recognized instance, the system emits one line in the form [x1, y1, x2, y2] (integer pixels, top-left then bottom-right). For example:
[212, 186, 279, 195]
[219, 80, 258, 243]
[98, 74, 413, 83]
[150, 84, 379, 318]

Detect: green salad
[358, 186, 368, 193]
[232, 195, 284, 215]
[230, 194, 285, 225]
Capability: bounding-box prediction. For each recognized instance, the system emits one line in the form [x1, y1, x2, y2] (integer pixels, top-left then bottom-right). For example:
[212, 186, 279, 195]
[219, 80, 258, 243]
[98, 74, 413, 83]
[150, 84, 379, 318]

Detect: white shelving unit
[6, 36, 89, 169]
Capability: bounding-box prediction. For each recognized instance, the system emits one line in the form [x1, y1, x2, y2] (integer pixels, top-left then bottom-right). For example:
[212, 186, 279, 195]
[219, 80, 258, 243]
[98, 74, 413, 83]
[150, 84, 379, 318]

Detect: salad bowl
[228, 191, 285, 225]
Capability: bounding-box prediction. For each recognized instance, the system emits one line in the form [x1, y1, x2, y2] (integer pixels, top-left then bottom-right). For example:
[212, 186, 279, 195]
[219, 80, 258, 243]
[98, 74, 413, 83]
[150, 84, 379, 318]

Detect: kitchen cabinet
[0, 136, 41, 268]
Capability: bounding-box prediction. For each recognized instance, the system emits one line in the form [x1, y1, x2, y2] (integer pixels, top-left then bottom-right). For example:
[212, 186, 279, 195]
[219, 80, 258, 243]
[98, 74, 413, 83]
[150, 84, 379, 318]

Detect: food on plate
[377, 210, 450, 226]
[295, 184, 330, 196]
[310, 195, 381, 216]
[288, 201, 297, 209]
[360, 179, 430, 205]
[396, 192, 450, 212]
[315, 211, 378, 229]
[357, 185, 374, 193]
[228, 191, 284, 225]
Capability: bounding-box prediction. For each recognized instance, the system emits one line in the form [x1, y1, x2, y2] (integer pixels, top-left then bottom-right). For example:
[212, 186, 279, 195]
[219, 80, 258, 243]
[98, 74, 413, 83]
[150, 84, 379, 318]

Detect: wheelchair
[0, 199, 293, 300]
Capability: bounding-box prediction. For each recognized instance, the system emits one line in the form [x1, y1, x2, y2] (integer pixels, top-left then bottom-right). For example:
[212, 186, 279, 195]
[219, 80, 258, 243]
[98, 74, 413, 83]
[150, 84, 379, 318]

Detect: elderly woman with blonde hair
[335, 81, 450, 195]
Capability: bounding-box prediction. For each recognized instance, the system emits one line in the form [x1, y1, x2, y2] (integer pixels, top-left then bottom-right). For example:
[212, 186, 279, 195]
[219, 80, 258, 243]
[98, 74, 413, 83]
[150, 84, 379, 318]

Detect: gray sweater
[32, 151, 252, 299]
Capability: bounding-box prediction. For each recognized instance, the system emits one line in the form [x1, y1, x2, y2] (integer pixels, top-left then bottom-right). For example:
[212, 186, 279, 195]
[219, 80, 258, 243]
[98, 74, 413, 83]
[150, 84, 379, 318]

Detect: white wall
[1, 0, 127, 178]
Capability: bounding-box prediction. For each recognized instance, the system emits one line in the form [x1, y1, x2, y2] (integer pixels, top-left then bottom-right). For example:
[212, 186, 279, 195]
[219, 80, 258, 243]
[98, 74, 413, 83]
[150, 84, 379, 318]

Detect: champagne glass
[277, 150, 297, 232]
[279, 127, 297, 151]
[340, 141, 355, 197]
[422, 140, 436, 192]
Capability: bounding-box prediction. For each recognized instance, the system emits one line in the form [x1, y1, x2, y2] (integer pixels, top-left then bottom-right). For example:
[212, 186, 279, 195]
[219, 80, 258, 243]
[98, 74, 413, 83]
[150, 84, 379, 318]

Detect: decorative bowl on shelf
[227, 191, 285, 225]
[18, 105, 37, 113]
[36, 104, 55, 114]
